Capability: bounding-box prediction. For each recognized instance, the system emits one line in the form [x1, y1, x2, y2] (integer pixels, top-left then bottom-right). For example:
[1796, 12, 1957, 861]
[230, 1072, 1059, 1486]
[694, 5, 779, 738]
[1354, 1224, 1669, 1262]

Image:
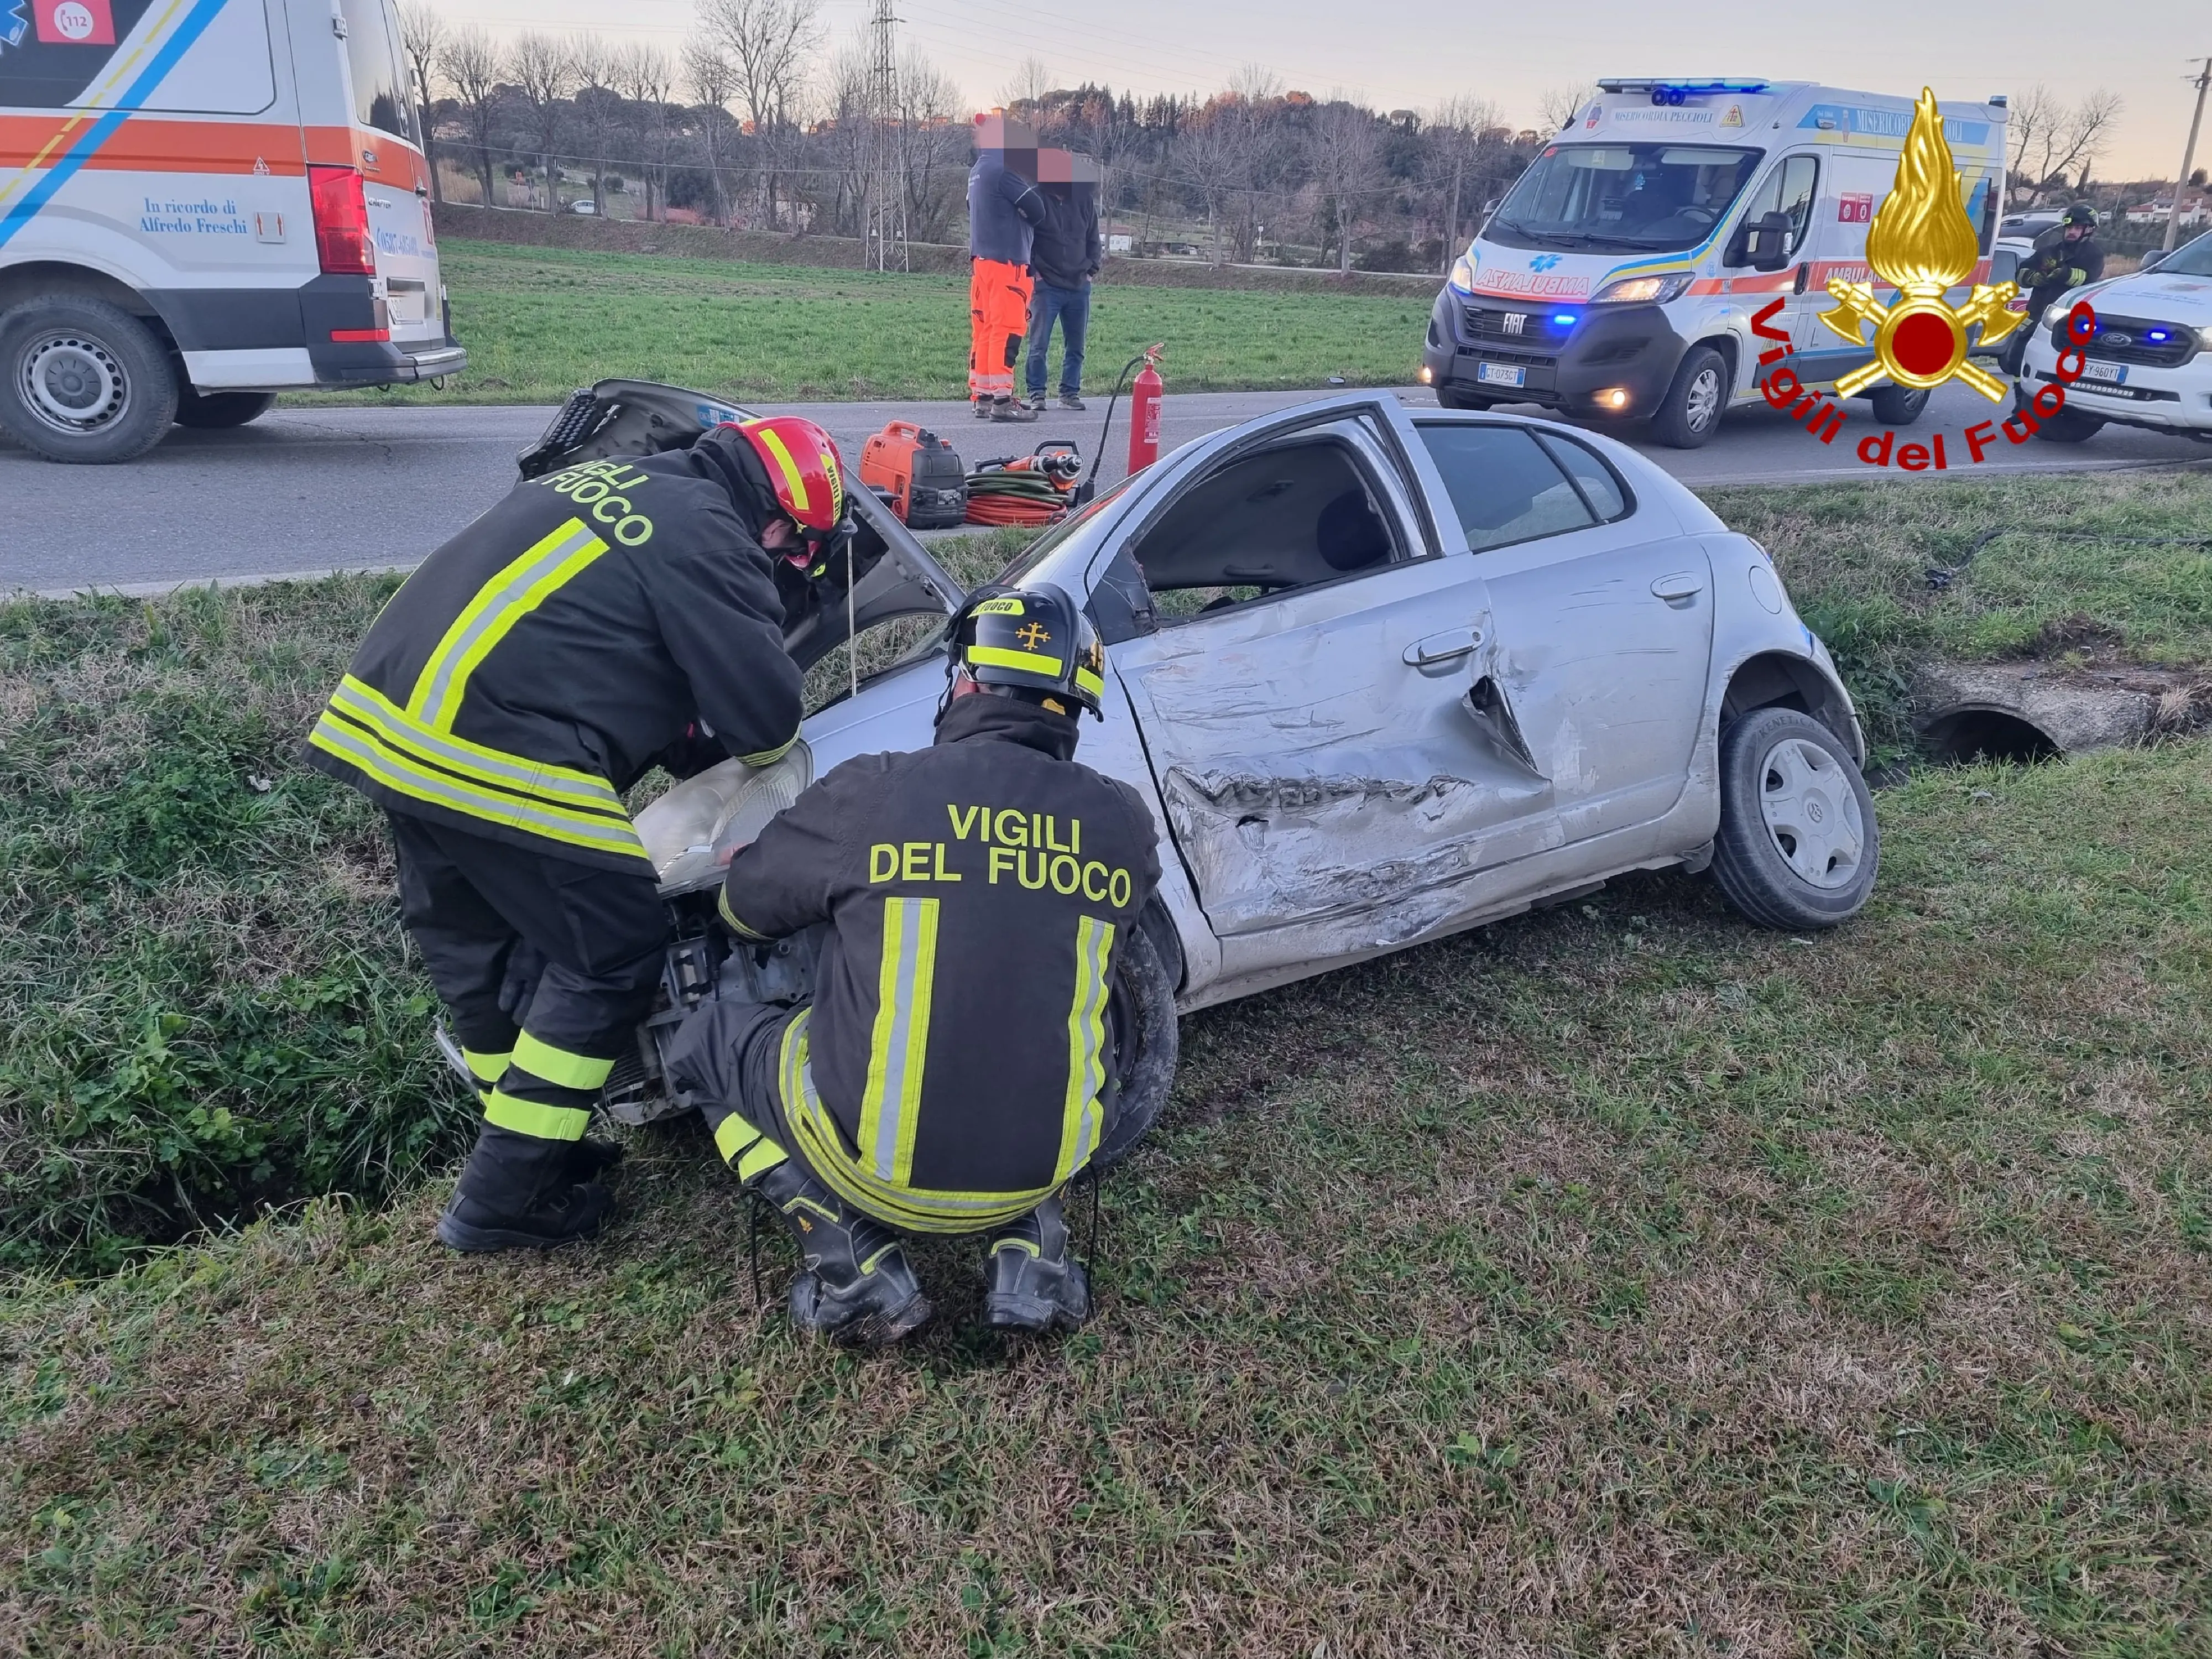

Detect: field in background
[321, 240, 1432, 406]
[3, 472, 2210, 1651]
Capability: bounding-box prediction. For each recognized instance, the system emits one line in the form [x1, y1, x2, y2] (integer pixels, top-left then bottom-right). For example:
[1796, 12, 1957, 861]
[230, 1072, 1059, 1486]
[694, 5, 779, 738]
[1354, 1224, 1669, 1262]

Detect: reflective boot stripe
[408, 519, 610, 729]
[483, 1089, 592, 1141]
[737, 1136, 788, 1182]
[1054, 916, 1115, 1182]
[714, 1112, 759, 1165]
[512, 1032, 614, 1092]
[858, 896, 939, 1184]
[461, 1047, 512, 1084]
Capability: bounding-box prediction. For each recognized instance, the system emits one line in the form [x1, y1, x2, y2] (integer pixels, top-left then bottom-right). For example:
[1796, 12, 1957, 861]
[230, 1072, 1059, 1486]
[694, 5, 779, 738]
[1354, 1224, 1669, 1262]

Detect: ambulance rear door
[331, 0, 441, 349]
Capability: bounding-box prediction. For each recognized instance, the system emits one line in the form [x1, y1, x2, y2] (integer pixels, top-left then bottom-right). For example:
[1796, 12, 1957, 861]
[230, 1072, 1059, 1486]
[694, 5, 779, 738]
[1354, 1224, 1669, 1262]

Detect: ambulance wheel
[175, 388, 278, 429]
[1867, 385, 1931, 426]
[1649, 345, 1726, 448]
[0, 296, 179, 463]
[1091, 916, 1180, 1172]
[1436, 385, 1494, 411]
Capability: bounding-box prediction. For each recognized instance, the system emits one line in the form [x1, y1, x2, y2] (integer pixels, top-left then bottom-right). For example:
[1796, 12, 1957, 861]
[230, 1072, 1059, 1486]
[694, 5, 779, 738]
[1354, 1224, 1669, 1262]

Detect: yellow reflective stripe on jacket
[965, 644, 1066, 678]
[718, 886, 771, 941]
[858, 896, 939, 1183]
[512, 1032, 614, 1092]
[483, 1089, 592, 1141]
[314, 677, 649, 862]
[1054, 916, 1115, 1182]
[778, 1010, 1045, 1234]
[331, 677, 627, 813]
[738, 732, 799, 768]
[310, 709, 648, 862]
[407, 518, 610, 729]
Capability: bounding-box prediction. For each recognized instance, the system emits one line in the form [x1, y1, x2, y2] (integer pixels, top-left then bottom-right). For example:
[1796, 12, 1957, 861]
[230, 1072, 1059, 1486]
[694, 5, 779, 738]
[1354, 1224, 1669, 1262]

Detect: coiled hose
[964, 461, 1074, 526]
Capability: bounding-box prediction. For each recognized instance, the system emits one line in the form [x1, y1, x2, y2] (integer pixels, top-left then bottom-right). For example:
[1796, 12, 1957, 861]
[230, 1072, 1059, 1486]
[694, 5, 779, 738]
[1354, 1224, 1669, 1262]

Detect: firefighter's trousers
[968, 257, 1033, 400]
[390, 811, 665, 1142]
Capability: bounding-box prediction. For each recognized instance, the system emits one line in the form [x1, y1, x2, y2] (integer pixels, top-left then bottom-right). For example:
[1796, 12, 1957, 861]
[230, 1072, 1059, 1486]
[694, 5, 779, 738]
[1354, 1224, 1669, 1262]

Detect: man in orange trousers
[967, 112, 1047, 422]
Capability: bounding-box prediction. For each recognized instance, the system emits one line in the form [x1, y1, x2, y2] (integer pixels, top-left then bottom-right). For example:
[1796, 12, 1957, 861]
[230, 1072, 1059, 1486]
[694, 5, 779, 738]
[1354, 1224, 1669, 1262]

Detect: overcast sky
[435, 0, 2207, 184]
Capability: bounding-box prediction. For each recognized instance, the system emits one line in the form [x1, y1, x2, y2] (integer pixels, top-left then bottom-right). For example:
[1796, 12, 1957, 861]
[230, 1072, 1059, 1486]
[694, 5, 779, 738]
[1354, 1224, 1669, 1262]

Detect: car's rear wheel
[174, 387, 278, 429]
[1867, 384, 1931, 426]
[1092, 917, 1180, 1171]
[1711, 707, 1879, 930]
[1649, 344, 1726, 448]
[0, 296, 178, 463]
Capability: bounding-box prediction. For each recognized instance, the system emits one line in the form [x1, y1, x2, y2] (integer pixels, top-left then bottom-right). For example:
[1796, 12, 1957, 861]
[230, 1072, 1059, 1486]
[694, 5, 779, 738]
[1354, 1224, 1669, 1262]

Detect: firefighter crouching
[305, 417, 853, 1253]
[666, 585, 1162, 1346]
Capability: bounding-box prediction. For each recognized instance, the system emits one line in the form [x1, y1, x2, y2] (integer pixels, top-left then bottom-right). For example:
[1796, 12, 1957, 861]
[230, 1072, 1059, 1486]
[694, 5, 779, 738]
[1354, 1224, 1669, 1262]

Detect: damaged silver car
[472, 380, 1878, 1158]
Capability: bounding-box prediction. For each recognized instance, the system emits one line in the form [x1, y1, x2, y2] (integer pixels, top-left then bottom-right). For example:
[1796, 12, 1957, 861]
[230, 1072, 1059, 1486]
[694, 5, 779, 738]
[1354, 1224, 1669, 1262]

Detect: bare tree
[395, 2, 445, 201]
[1309, 98, 1383, 274]
[1173, 104, 1248, 266]
[1000, 56, 1052, 111]
[895, 45, 966, 243]
[683, 37, 738, 226]
[1537, 82, 1596, 133]
[509, 32, 577, 212]
[1430, 94, 1504, 270]
[2009, 84, 2125, 197]
[699, 0, 823, 229]
[443, 25, 505, 208]
[571, 33, 624, 217]
[615, 41, 677, 221]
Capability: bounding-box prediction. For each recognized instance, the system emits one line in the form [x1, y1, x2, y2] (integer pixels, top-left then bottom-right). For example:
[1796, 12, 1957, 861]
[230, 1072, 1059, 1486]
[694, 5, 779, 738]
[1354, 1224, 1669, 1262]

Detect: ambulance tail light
[309, 165, 377, 276]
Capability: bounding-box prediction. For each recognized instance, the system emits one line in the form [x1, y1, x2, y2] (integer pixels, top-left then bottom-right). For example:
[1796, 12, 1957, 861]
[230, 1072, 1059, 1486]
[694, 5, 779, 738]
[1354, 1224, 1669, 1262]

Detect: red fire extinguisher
[1127, 344, 1164, 475]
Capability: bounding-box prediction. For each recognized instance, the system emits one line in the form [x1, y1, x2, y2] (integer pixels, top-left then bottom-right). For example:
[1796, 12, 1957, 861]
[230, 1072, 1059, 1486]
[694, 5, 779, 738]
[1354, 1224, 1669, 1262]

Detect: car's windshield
[993, 476, 1135, 586]
[2155, 231, 2212, 278]
[1488, 142, 1762, 253]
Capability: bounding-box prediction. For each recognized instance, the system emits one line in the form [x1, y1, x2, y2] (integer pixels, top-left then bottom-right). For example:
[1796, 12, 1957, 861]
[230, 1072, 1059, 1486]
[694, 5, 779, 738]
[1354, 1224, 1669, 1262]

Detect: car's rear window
[1416, 425, 1629, 553]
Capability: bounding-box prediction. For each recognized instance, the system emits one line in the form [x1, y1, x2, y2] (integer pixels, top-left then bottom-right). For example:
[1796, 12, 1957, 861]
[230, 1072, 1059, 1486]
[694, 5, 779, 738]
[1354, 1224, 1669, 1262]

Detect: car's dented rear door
[1108, 405, 1557, 985]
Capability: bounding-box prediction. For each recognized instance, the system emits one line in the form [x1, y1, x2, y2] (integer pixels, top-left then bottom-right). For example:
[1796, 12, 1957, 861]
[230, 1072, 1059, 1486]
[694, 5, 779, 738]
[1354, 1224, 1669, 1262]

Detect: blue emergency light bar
[1596, 79, 1772, 95]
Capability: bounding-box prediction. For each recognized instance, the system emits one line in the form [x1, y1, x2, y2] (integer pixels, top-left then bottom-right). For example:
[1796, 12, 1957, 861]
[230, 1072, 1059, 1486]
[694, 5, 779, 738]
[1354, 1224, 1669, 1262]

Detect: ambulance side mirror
[1730, 211, 1794, 273]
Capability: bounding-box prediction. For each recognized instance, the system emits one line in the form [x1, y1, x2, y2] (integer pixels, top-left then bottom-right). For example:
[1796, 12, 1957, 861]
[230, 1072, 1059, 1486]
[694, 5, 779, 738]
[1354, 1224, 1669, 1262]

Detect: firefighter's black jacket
[2021, 226, 2104, 313]
[307, 447, 802, 872]
[719, 693, 1162, 1227]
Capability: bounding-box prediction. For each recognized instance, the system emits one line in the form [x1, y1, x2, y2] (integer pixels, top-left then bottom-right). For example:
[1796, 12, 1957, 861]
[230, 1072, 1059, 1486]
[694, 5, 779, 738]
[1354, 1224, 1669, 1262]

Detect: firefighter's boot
[983, 1193, 1090, 1333]
[437, 1124, 615, 1253]
[756, 1161, 932, 1347]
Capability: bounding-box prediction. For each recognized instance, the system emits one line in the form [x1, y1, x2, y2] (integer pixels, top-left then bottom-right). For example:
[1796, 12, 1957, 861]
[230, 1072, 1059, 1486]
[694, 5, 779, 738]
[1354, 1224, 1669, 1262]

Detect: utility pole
[865, 0, 907, 272]
[2166, 55, 2210, 254]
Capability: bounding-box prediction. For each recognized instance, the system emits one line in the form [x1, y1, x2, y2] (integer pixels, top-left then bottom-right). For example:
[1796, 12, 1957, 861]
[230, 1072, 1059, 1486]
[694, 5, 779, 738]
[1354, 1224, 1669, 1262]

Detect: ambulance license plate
[2080, 360, 2127, 384]
[1475, 362, 1526, 389]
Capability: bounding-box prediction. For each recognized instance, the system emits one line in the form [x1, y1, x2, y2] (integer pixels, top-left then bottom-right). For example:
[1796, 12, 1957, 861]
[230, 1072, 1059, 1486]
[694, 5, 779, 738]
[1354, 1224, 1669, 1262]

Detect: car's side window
[1128, 436, 1411, 624]
[1732, 154, 1818, 260]
[1533, 431, 1630, 520]
[1415, 424, 1610, 554]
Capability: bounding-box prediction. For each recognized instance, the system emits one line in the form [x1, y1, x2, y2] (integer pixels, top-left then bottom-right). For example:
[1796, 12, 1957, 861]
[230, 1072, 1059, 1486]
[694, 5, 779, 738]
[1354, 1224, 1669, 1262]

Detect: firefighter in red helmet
[306, 415, 852, 1253]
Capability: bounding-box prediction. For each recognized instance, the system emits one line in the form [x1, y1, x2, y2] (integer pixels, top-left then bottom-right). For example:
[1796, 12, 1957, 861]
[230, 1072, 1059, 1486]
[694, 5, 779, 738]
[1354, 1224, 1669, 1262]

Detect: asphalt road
[4, 383, 2206, 596]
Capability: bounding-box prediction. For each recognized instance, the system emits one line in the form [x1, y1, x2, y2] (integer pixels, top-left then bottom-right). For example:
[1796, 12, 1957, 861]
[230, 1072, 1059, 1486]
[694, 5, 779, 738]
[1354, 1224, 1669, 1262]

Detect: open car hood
[517, 379, 965, 675]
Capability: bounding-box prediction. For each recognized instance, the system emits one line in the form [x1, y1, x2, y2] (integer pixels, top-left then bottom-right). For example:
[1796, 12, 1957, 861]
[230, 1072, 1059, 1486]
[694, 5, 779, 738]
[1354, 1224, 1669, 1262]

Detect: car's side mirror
[1731, 211, 1795, 272]
[2140, 249, 2166, 272]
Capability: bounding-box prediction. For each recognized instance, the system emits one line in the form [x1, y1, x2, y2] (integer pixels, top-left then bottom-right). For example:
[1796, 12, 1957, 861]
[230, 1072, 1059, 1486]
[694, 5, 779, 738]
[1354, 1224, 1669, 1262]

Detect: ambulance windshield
[1487, 143, 1762, 254]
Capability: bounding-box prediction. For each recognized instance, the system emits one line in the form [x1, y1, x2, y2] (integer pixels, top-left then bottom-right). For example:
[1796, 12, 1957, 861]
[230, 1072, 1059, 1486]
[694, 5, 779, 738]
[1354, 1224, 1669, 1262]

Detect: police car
[2013, 230, 2212, 444]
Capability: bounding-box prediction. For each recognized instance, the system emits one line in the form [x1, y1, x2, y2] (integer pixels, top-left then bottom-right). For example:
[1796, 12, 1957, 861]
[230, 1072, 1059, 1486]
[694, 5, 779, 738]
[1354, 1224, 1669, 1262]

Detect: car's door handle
[1650, 572, 1704, 603]
[1403, 627, 1483, 667]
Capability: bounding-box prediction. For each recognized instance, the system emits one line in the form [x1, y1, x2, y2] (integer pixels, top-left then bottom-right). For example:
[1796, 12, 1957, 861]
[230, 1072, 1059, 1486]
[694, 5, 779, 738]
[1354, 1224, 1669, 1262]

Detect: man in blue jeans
[1026, 152, 1102, 413]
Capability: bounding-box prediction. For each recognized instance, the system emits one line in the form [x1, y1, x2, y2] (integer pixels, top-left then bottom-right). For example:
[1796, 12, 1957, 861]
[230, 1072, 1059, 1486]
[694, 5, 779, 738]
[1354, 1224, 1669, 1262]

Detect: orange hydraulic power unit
[859, 420, 969, 529]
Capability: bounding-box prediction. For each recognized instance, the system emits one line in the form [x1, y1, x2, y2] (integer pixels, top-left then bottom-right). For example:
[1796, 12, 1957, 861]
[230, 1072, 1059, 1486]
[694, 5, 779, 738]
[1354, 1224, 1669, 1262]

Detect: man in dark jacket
[968, 112, 1049, 422]
[307, 416, 852, 1253]
[2006, 205, 2105, 374]
[1026, 153, 1102, 412]
[667, 583, 1162, 1347]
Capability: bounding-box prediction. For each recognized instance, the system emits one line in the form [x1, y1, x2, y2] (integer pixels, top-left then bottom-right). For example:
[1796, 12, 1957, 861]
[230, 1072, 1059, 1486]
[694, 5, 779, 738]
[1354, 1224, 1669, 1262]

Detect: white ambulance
[1421, 79, 2008, 446]
[0, 0, 461, 463]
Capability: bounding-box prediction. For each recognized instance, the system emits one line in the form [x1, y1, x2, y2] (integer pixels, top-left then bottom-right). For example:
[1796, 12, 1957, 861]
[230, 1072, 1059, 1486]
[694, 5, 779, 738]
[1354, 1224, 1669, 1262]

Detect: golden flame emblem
[1818, 87, 2022, 401]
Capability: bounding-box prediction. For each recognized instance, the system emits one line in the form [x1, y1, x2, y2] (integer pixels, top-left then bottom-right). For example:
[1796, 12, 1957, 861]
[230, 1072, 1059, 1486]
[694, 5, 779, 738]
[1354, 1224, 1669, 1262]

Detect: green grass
[3, 473, 2211, 1648]
[329, 239, 1431, 405]
[4, 740, 2209, 1652]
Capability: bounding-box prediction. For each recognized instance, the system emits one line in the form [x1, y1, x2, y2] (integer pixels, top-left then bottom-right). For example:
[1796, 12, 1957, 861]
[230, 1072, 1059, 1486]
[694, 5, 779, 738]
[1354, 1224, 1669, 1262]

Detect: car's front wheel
[1710, 708, 1879, 930]
[1867, 384, 1931, 425]
[0, 296, 178, 463]
[1649, 344, 1726, 448]
[1092, 916, 1180, 1171]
